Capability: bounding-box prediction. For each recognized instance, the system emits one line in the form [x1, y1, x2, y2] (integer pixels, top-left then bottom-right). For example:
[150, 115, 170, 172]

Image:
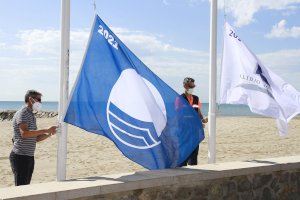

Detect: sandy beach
[1, 116, 299, 188]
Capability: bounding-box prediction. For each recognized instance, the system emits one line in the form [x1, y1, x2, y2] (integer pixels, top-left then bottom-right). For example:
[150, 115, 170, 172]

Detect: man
[9, 90, 57, 186]
[180, 77, 207, 166]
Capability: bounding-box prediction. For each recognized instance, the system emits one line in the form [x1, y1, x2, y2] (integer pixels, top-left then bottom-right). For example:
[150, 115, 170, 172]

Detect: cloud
[0, 30, 6, 49]
[185, 0, 300, 26]
[112, 27, 209, 98]
[0, 43, 5, 49]
[0, 29, 90, 101]
[14, 29, 60, 55]
[199, 0, 300, 27]
[162, 0, 169, 6]
[1, 26, 299, 101]
[258, 49, 300, 70]
[0, 27, 209, 101]
[0, 30, 4, 38]
[163, 1, 300, 27]
[187, 0, 204, 6]
[14, 29, 90, 56]
[282, 8, 298, 16]
[265, 20, 300, 38]
[258, 49, 300, 90]
[0, 55, 60, 101]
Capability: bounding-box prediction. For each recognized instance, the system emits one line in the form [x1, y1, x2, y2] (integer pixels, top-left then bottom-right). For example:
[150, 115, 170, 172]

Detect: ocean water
[0, 101, 58, 112]
[0, 101, 258, 116]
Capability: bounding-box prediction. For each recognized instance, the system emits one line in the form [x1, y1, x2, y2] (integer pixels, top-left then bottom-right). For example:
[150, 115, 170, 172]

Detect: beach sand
[1, 117, 299, 188]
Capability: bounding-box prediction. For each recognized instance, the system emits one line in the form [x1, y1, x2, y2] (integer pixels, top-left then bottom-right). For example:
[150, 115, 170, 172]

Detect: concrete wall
[0, 156, 299, 200]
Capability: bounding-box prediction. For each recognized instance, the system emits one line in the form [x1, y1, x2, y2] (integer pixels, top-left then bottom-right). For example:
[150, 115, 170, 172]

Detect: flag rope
[223, 0, 227, 21]
[93, 0, 97, 14]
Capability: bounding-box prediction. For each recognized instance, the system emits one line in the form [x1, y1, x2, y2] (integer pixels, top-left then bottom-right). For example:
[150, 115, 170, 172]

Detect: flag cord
[93, 0, 98, 15]
[223, 0, 227, 21]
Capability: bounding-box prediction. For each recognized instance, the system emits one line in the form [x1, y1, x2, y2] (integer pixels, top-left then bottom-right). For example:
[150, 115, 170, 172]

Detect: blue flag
[64, 15, 204, 169]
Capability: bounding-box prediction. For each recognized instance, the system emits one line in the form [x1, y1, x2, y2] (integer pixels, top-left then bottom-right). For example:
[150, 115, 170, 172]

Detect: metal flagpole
[208, 0, 217, 164]
[57, 0, 70, 181]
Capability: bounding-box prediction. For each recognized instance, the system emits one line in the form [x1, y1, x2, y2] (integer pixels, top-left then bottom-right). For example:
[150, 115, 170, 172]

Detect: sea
[0, 101, 258, 117]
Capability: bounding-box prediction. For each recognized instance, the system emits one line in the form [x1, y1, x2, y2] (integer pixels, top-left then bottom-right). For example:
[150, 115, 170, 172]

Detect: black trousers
[9, 151, 34, 186]
[180, 145, 199, 166]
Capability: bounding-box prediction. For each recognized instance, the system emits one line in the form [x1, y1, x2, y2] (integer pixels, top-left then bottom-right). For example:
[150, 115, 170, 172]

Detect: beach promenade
[0, 156, 299, 199]
[1, 116, 299, 188]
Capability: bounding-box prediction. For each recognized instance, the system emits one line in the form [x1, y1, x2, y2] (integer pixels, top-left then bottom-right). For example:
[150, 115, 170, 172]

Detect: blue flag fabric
[64, 15, 204, 169]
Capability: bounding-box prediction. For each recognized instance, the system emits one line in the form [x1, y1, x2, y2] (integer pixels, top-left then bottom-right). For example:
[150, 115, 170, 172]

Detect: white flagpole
[208, 0, 217, 164]
[57, 0, 70, 181]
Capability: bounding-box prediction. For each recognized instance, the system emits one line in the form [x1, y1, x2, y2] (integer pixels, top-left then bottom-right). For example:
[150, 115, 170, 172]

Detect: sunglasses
[33, 97, 41, 102]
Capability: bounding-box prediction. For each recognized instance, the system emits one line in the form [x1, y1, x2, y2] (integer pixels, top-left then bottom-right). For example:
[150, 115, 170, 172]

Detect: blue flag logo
[108, 69, 166, 149]
[64, 15, 204, 169]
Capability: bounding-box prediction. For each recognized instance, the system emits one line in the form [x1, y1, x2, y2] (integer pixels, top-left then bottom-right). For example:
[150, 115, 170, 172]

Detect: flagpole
[208, 0, 217, 164]
[57, 0, 70, 181]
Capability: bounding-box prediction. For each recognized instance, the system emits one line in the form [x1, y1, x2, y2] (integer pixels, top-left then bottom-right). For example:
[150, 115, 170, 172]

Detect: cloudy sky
[0, 0, 299, 102]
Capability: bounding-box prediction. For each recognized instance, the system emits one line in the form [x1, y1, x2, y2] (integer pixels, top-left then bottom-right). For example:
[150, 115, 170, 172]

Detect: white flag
[220, 22, 300, 136]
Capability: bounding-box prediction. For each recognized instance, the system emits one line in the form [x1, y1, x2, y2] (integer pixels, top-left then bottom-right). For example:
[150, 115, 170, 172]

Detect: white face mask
[31, 99, 42, 112]
[33, 102, 42, 111]
[186, 88, 194, 94]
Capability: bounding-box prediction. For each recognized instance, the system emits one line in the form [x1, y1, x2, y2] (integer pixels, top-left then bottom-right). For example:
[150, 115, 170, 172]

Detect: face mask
[186, 88, 194, 94]
[32, 99, 42, 112]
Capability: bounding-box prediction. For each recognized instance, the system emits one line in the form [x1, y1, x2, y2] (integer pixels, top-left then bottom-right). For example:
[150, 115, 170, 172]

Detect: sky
[0, 0, 299, 102]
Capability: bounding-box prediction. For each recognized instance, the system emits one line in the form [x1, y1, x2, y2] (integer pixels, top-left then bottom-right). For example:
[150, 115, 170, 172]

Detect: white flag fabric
[220, 22, 300, 136]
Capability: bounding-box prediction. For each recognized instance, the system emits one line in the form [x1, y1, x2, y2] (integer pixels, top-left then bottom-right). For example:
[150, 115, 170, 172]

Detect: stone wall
[98, 170, 299, 200]
[0, 110, 58, 121]
[0, 156, 299, 200]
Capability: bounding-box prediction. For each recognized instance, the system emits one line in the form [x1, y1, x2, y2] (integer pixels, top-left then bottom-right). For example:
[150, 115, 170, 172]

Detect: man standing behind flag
[180, 77, 208, 166]
[220, 22, 300, 136]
